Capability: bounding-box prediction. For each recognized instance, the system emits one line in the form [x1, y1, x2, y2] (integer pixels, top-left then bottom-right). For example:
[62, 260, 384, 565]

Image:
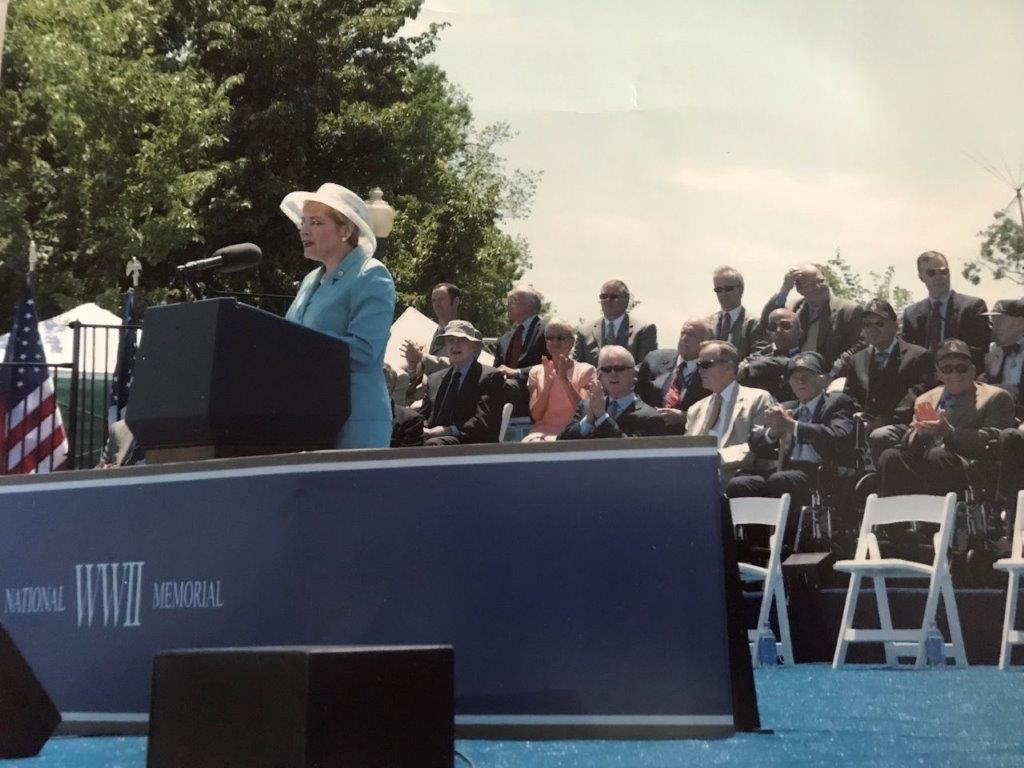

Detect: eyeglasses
[598, 364, 633, 374]
[713, 285, 738, 293]
[696, 359, 727, 370]
[938, 363, 971, 375]
[863, 319, 889, 328]
[925, 267, 950, 277]
[545, 334, 573, 342]
[766, 321, 795, 331]
[598, 293, 624, 301]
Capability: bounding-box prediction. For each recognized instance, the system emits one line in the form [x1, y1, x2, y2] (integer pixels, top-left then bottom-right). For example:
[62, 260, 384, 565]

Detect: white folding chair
[497, 402, 514, 443]
[832, 492, 967, 669]
[731, 494, 794, 665]
[993, 490, 1024, 669]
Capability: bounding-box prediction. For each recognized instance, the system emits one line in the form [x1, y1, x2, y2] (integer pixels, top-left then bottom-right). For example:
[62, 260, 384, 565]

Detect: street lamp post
[365, 187, 396, 261]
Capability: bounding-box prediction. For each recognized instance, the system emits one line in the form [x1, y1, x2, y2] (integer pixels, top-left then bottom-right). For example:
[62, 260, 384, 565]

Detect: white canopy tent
[0, 302, 124, 374]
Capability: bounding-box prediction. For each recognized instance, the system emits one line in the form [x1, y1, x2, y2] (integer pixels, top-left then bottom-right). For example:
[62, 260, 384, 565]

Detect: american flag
[107, 288, 138, 425]
[0, 283, 69, 473]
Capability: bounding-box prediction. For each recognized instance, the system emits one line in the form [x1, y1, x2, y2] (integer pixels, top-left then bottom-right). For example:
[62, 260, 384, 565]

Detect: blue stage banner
[0, 438, 730, 738]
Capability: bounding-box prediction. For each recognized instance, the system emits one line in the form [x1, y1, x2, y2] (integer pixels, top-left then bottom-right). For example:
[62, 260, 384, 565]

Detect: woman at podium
[280, 183, 396, 449]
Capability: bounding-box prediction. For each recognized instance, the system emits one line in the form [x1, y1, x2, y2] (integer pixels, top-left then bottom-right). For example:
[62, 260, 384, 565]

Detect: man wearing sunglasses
[900, 251, 988, 368]
[726, 352, 857, 546]
[685, 341, 775, 483]
[572, 279, 657, 368]
[558, 346, 667, 439]
[711, 266, 764, 359]
[980, 299, 1024, 419]
[833, 299, 934, 465]
[760, 263, 864, 370]
[637, 317, 713, 433]
[877, 339, 1014, 497]
[737, 308, 802, 402]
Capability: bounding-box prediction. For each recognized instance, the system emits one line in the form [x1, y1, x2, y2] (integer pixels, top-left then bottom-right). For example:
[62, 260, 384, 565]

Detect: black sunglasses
[598, 293, 624, 301]
[925, 267, 950, 277]
[696, 359, 727, 369]
[863, 319, 889, 328]
[766, 321, 795, 331]
[544, 333, 573, 342]
[938, 363, 970, 375]
[598, 364, 633, 374]
[713, 285, 738, 293]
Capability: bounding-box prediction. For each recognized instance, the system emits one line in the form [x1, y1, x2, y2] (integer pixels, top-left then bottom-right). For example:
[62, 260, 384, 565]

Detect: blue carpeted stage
[5, 666, 1023, 767]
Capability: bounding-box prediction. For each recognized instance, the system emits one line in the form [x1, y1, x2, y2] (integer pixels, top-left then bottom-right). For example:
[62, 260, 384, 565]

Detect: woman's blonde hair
[325, 208, 360, 248]
[546, 317, 577, 337]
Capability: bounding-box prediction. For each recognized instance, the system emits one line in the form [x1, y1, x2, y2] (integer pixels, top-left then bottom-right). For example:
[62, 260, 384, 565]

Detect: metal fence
[0, 322, 140, 473]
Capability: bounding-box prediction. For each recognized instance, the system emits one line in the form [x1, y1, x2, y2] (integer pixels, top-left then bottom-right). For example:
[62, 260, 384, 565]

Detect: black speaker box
[0, 623, 61, 758]
[147, 645, 453, 768]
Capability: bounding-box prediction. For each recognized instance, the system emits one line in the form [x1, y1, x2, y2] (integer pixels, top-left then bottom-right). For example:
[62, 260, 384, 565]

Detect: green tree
[159, 0, 536, 334]
[963, 211, 1024, 287]
[1, 0, 537, 335]
[822, 250, 913, 314]
[0, 0, 233, 319]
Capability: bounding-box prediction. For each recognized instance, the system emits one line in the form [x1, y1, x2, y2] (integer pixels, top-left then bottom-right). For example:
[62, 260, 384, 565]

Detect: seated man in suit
[738, 308, 803, 402]
[833, 298, 934, 465]
[558, 345, 668, 439]
[726, 352, 857, 544]
[901, 250, 988, 368]
[686, 340, 775, 484]
[711, 266, 763, 359]
[878, 339, 1015, 496]
[573, 279, 657, 366]
[419, 320, 503, 446]
[637, 317, 713, 433]
[980, 299, 1024, 421]
[493, 284, 548, 416]
[760, 263, 864, 369]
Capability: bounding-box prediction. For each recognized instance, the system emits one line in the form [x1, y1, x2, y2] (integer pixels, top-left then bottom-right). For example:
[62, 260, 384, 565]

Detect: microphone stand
[180, 270, 206, 301]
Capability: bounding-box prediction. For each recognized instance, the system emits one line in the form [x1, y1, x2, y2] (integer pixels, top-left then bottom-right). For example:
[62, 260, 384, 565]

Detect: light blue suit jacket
[285, 247, 396, 449]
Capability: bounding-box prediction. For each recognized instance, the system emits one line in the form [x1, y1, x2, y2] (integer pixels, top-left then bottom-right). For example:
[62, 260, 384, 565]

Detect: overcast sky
[406, 0, 1024, 336]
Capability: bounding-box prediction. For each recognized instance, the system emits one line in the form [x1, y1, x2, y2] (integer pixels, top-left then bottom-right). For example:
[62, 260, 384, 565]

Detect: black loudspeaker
[147, 645, 453, 768]
[0, 623, 61, 758]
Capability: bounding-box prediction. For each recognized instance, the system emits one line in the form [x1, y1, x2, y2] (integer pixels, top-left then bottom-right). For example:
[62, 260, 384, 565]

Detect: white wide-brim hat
[280, 183, 377, 257]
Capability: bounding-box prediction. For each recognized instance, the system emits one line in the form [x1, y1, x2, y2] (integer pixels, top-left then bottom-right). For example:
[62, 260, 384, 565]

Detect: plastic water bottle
[756, 625, 777, 667]
[924, 624, 945, 667]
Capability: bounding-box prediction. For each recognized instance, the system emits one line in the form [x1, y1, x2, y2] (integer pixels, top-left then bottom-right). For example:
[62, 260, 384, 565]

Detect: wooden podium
[126, 299, 350, 462]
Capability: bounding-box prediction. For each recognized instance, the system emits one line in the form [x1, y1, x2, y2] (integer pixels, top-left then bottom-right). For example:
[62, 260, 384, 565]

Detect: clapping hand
[555, 354, 573, 381]
[584, 379, 607, 420]
[401, 339, 424, 367]
[764, 404, 795, 436]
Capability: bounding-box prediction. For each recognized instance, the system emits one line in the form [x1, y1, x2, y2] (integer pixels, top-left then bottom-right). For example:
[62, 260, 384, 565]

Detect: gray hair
[509, 284, 543, 313]
[712, 266, 744, 289]
[681, 316, 715, 340]
[699, 340, 740, 372]
[597, 344, 636, 368]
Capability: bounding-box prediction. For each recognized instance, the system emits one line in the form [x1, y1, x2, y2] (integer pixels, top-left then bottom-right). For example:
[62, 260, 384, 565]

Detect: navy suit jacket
[558, 398, 669, 439]
[748, 391, 857, 469]
[419, 360, 503, 443]
[901, 291, 989, 369]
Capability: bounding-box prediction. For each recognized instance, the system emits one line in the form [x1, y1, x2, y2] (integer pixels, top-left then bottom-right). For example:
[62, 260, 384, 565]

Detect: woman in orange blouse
[523, 318, 597, 442]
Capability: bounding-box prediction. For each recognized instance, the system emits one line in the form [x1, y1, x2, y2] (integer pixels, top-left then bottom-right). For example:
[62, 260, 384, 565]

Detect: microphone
[177, 243, 262, 274]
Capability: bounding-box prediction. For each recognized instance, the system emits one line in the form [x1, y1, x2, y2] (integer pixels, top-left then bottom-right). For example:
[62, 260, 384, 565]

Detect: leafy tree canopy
[963, 211, 1024, 288]
[0, 0, 537, 334]
[822, 250, 913, 314]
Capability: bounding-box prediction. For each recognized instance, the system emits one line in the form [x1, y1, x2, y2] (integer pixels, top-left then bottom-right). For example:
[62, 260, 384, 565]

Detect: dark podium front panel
[127, 299, 350, 451]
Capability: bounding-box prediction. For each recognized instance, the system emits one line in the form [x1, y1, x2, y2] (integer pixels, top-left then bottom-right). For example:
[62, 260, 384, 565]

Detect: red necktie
[506, 324, 524, 366]
[664, 364, 686, 408]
